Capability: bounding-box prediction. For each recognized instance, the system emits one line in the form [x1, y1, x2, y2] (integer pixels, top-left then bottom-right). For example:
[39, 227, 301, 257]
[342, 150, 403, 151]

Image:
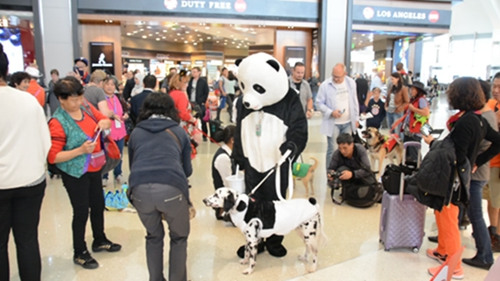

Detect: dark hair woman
[423, 77, 500, 278]
[211, 125, 236, 219]
[101, 75, 128, 185]
[385, 72, 409, 133]
[47, 76, 120, 270]
[8, 71, 31, 91]
[128, 92, 193, 281]
[0, 43, 51, 281]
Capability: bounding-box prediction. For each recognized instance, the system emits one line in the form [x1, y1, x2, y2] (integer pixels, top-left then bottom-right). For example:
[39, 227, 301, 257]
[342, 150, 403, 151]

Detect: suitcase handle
[380, 206, 387, 233]
[400, 141, 421, 200]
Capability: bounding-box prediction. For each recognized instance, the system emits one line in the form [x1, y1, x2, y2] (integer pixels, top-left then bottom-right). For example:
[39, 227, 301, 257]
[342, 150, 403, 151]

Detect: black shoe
[265, 235, 287, 257]
[267, 244, 287, 257]
[92, 239, 122, 252]
[428, 236, 438, 243]
[462, 257, 493, 270]
[74, 250, 99, 269]
[236, 241, 265, 258]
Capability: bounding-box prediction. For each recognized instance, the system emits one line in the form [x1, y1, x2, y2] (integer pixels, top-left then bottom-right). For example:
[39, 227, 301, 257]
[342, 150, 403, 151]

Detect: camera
[327, 170, 343, 190]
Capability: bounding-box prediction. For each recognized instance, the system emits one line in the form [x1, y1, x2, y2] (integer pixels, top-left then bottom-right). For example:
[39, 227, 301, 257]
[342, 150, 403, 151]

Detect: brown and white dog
[361, 127, 403, 177]
[203, 188, 324, 275]
[292, 157, 319, 196]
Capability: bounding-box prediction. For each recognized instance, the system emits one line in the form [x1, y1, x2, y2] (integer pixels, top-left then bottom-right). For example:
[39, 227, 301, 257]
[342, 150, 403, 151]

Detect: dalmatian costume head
[236, 52, 289, 111]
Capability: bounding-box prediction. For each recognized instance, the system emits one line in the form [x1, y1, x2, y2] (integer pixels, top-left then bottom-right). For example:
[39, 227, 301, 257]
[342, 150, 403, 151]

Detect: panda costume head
[236, 52, 289, 111]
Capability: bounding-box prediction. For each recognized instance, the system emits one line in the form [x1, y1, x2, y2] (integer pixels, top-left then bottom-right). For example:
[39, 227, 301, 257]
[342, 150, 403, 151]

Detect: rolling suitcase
[379, 141, 426, 252]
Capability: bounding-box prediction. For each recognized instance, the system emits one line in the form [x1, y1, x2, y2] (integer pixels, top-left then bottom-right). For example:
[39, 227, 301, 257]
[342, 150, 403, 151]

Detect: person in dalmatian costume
[232, 52, 308, 258]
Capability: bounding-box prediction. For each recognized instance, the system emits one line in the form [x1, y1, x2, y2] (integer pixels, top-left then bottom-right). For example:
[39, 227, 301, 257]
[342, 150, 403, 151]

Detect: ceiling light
[162, 36, 166, 39]
[163, 30, 167, 32]
[126, 32, 132, 36]
[142, 35, 147, 39]
[177, 33, 181, 36]
[193, 42, 198, 46]
[156, 38, 160, 41]
[185, 31, 190, 34]
[139, 28, 144, 32]
[184, 40, 188, 44]
[174, 39, 178, 41]
[147, 26, 152, 29]
[207, 37, 211, 40]
[148, 34, 153, 37]
[200, 38, 203, 42]
[205, 26, 210, 30]
[155, 32, 159, 34]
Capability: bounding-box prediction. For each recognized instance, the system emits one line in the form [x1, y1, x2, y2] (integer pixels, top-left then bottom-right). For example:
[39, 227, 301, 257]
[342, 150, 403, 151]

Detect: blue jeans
[467, 180, 494, 263]
[103, 137, 125, 179]
[386, 111, 403, 134]
[326, 122, 352, 169]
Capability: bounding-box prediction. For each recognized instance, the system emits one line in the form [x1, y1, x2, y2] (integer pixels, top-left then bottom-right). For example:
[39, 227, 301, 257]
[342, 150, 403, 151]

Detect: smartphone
[340, 109, 346, 115]
[92, 128, 102, 143]
[420, 123, 433, 136]
[74, 66, 84, 77]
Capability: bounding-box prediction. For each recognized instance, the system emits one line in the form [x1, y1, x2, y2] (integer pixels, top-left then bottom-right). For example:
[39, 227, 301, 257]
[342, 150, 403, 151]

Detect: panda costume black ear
[266, 59, 280, 72]
[235, 58, 243, 66]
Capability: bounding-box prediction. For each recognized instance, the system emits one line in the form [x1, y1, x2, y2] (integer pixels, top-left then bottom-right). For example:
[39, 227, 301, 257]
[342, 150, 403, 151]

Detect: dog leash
[248, 150, 293, 201]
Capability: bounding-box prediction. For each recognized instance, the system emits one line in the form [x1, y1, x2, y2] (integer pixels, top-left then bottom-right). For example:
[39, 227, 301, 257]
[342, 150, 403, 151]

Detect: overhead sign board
[78, 0, 319, 22]
[352, 5, 451, 28]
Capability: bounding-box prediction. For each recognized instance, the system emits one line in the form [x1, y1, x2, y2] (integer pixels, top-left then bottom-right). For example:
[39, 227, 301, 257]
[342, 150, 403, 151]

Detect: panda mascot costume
[232, 52, 308, 257]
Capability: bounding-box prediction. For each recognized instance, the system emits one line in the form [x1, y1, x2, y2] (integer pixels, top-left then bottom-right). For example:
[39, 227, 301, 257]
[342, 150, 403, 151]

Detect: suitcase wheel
[412, 247, 419, 253]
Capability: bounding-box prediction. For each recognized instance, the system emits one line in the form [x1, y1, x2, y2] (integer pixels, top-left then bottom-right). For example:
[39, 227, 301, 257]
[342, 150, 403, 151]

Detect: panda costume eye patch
[253, 84, 266, 94]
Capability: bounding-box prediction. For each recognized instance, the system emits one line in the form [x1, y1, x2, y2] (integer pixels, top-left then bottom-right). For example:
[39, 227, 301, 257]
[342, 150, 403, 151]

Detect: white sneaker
[115, 174, 124, 184]
[102, 178, 108, 187]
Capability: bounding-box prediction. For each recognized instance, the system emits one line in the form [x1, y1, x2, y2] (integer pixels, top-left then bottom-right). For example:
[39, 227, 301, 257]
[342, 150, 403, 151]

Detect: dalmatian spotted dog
[203, 188, 324, 275]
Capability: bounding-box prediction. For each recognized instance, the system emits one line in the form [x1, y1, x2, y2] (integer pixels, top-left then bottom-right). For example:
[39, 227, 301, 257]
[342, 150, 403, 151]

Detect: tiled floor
[7, 93, 498, 280]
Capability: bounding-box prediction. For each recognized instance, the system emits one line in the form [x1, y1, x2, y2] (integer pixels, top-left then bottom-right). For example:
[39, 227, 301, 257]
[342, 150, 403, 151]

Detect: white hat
[25, 66, 42, 78]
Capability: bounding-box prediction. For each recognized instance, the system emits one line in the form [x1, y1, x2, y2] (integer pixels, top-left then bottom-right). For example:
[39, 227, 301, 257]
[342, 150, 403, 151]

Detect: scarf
[446, 110, 481, 131]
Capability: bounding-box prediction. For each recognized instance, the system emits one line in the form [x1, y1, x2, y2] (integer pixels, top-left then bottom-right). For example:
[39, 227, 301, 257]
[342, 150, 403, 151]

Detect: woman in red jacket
[169, 70, 196, 124]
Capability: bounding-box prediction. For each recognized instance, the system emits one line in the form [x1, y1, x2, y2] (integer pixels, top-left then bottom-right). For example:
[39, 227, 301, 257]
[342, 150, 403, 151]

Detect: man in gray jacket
[289, 62, 313, 119]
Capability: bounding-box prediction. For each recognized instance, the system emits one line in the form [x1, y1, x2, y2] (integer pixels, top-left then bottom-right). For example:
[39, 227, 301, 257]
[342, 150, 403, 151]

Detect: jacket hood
[136, 118, 179, 133]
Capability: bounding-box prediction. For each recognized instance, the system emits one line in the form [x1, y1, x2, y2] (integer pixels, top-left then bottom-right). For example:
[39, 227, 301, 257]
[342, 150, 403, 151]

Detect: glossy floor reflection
[7, 93, 497, 280]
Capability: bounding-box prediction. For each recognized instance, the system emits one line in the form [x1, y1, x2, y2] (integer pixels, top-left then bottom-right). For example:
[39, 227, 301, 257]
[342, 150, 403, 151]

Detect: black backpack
[331, 158, 383, 208]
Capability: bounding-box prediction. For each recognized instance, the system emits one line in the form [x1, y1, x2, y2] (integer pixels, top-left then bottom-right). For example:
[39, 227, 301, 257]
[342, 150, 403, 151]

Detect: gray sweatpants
[131, 183, 190, 281]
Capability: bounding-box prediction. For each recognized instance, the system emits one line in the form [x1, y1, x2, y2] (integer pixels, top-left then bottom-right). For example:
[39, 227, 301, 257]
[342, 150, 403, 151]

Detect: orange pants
[434, 203, 462, 269]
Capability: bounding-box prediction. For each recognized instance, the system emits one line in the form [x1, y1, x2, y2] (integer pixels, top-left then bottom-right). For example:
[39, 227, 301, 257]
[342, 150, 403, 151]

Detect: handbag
[82, 102, 121, 175]
[90, 150, 106, 169]
[100, 134, 121, 175]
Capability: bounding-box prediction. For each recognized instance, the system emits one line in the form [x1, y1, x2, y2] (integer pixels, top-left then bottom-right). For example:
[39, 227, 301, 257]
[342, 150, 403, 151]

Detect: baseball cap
[74, 57, 89, 66]
[25, 66, 42, 78]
